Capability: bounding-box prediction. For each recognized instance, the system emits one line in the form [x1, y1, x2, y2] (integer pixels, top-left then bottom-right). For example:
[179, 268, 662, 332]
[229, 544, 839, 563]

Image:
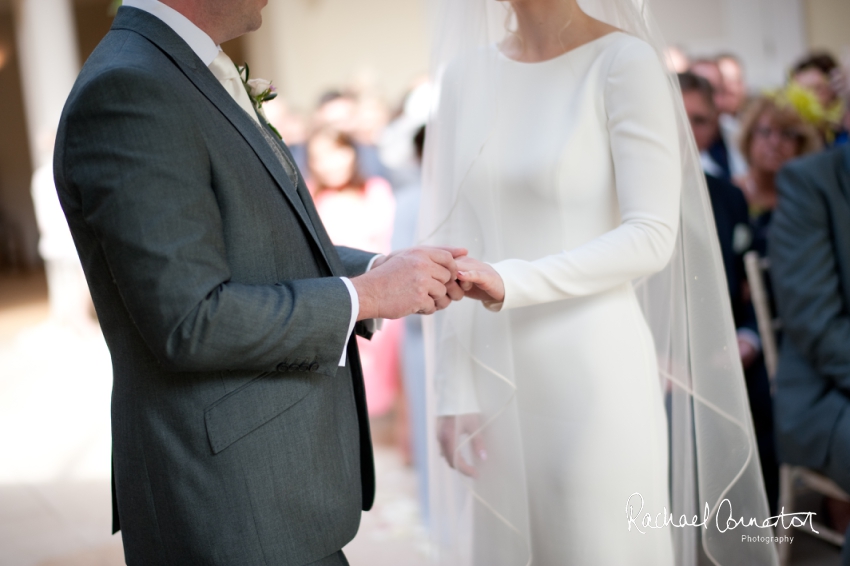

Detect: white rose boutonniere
[236, 63, 282, 139]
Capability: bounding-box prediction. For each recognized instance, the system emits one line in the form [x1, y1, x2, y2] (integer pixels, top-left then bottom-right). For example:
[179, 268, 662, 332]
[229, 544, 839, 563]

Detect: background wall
[0, 0, 848, 272]
[803, 0, 850, 61]
[244, 0, 429, 113]
[0, 9, 36, 269]
[649, 0, 808, 89]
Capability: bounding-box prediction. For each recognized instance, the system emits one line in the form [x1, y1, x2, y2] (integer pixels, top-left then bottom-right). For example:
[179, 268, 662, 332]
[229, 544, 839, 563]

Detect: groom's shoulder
[83, 7, 187, 77]
[66, 27, 185, 122]
[79, 28, 174, 89]
[73, 7, 197, 100]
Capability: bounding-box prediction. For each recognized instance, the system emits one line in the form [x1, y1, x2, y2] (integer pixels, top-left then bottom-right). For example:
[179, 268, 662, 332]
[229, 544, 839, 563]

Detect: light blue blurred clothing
[391, 179, 429, 526]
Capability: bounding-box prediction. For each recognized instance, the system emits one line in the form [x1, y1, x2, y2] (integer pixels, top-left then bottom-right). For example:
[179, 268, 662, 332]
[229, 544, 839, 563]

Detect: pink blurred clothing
[312, 178, 402, 416]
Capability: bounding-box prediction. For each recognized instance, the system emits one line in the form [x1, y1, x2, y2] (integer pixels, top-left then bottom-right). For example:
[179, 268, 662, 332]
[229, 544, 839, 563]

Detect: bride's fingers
[457, 270, 479, 283]
[459, 270, 495, 293]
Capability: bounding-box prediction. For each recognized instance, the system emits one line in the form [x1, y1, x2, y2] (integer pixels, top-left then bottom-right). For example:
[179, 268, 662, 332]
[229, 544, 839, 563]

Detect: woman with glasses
[737, 97, 822, 258]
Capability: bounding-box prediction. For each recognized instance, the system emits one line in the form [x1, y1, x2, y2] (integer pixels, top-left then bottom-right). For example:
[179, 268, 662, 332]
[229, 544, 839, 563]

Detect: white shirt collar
[123, 0, 220, 66]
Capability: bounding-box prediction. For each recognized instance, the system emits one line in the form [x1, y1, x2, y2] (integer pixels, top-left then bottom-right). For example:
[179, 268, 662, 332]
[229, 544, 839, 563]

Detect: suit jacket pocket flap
[205, 372, 313, 454]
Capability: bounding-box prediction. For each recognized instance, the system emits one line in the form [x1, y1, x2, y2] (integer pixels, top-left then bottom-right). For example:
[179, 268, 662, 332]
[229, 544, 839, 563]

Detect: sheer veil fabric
[418, 1, 778, 565]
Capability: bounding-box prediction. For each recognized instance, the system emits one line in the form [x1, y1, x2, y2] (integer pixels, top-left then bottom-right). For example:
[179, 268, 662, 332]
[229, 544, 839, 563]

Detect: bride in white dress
[420, 1, 778, 565]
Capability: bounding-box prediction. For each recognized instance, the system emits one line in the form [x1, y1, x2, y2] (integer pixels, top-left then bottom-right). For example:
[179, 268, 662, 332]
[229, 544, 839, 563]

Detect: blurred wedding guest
[261, 96, 308, 147]
[790, 52, 848, 146]
[306, 127, 402, 417]
[30, 134, 96, 332]
[793, 52, 841, 111]
[716, 53, 749, 116]
[690, 58, 748, 180]
[663, 45, 689, 74]
[770, 143, 850, 562]
[690, 58, 724, 108]
[292, 91, 388, 182]
[680, 72, 778, 510]
[380, 79, 433, 189]
[738, 96, 822, 258]
[390, 125, 429, 524]
[353, 94, 391, 147]
[717, 53, 750, 167]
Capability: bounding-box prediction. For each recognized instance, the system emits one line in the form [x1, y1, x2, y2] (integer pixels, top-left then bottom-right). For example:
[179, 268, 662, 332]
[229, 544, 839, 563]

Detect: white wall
[245, 0, 818, 112]
[803, 0, 850, 60]
[244, 0, 429, 112]
[13, 0, 80, 168]
[649, 0, 808, 89]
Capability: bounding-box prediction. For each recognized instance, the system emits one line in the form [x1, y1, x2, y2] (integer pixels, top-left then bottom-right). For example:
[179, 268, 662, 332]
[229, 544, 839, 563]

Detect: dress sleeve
[489, 39, 682, 311]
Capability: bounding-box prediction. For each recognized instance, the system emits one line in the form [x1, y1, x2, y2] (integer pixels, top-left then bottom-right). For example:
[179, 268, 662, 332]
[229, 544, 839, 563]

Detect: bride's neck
[506, 0, 588, 61]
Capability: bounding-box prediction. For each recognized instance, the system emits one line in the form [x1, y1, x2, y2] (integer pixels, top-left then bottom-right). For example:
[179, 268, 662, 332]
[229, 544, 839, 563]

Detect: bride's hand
[437, 414, 487, 478]
[456, 257, 505, 304]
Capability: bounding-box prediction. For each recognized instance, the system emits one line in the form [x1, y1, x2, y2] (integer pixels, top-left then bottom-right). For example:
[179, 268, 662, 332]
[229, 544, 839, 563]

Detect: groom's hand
[352, 246, 467, 320]
[371, 246, 468, 303]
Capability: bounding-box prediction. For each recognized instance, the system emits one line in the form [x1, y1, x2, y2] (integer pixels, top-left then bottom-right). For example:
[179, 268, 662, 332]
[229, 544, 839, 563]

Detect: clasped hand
[351, 248, 506, 320]
[351, 246, 467, 320]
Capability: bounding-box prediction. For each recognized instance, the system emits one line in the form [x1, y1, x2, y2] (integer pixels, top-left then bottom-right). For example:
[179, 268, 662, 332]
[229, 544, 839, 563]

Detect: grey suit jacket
[54, 7, 376, 565]
[770, 144, 850, 492]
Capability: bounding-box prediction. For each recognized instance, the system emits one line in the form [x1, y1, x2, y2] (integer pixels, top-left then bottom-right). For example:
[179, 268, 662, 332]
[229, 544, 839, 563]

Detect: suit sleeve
[489, 39, 681, 310]
[334, 246, 381, 340]
[334, 246, 379, 277]
[770, 162, 850, 393]
[57, 66, 351, 377]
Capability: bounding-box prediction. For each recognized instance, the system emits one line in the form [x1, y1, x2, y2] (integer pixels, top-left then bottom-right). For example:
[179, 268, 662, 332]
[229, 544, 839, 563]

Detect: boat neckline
[495, 30, 625, 65]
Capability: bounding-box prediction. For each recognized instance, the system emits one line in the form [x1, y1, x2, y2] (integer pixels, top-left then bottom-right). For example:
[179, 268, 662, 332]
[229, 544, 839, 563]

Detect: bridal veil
[418, 1, 779, 564]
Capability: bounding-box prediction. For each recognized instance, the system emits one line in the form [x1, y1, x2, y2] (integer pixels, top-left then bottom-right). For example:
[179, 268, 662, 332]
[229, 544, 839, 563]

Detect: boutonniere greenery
[237, 63, 283, 140]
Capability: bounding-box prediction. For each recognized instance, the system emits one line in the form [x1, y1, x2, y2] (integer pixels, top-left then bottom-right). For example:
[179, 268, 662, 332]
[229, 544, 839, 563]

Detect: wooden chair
[744, 251, 850, 565]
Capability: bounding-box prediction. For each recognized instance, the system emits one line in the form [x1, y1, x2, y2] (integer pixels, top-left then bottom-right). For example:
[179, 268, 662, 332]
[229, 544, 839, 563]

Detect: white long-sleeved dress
[439, 32, 682, 565]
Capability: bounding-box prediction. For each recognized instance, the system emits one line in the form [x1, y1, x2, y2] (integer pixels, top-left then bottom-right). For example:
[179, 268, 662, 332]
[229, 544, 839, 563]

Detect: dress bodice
[459, 32, 682, 310]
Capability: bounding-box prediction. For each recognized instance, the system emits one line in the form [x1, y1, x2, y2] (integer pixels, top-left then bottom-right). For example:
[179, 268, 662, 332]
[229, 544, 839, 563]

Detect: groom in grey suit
[54, 0, 462, 564]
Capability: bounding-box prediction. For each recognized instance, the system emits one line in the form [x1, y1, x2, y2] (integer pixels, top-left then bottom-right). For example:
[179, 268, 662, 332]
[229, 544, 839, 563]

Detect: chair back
[743, 251, 780, 384]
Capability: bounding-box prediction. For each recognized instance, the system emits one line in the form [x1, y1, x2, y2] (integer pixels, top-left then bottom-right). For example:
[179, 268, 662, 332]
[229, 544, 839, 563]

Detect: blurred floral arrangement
[769, 81, 845, 144]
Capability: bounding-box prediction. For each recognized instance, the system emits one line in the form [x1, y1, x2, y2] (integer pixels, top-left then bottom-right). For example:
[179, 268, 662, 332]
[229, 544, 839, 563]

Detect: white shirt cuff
[339, 277, 359, 367]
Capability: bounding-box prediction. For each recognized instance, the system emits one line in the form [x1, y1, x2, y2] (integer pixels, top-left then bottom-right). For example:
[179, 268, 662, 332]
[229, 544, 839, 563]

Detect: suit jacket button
[288, 363, 300, 371]
[310, 363, 319, 372]
[277, 363, 288, 372]
[298, 361, 311, 371]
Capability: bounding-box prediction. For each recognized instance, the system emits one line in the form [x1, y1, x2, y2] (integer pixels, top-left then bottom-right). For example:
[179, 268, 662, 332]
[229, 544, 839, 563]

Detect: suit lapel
[111, 7, 338, 275]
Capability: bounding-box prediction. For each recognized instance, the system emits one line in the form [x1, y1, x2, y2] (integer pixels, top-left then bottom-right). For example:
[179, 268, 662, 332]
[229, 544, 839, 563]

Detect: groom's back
[54, 8, 366, 565]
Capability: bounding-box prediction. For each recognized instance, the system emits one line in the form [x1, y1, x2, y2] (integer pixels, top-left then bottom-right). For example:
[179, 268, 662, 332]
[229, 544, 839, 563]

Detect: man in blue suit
[771, 144, 850, 562]
[680, 72, 779, 512]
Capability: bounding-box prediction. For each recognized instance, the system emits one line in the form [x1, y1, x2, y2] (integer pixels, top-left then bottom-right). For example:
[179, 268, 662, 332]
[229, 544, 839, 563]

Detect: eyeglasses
[753, 126, 803, 143]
